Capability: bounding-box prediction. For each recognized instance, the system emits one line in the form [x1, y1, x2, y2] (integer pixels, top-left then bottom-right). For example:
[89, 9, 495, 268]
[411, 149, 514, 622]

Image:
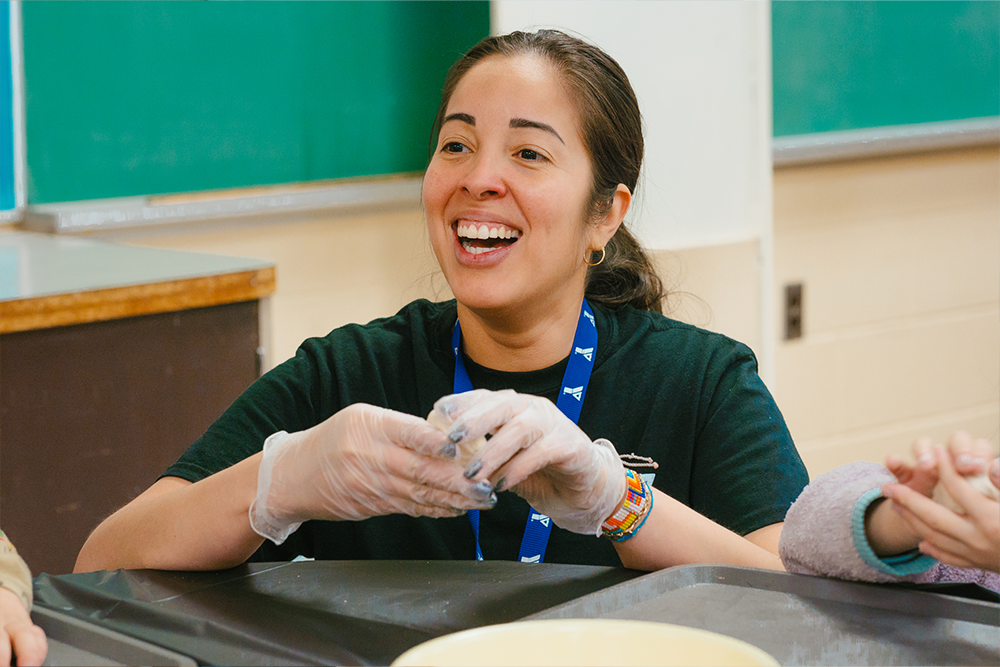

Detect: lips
[454, 221, 521, 256]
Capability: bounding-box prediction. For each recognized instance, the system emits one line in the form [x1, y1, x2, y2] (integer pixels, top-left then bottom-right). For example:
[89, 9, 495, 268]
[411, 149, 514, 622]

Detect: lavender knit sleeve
[779, 462, 1000, 592]
[778, 462, 937, 584]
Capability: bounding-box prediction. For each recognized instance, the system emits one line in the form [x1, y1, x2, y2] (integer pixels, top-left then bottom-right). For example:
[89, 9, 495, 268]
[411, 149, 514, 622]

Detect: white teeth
[455, 223, 522, 240]
[461, 242, 501, 255]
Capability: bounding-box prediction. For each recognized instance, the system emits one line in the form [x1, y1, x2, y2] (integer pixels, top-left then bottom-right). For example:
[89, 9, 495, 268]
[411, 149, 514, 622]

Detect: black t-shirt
[164, 299, 808, 566]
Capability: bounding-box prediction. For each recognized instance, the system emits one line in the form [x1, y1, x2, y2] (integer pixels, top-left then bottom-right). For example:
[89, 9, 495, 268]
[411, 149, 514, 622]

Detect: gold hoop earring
[585, 247, 606, 267]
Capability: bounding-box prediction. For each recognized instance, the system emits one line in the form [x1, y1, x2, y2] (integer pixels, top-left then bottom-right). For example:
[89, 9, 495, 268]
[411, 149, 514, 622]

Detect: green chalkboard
[23, 1, 489, 204]
[772, 1, 1000, 137]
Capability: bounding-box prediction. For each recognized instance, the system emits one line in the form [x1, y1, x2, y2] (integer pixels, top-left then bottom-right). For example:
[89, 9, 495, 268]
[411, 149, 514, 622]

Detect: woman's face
[423, 55, 604, 319]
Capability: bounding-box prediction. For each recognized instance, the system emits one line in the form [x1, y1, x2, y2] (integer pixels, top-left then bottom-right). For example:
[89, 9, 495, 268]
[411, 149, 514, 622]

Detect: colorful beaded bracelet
[601, 468, 653, 542]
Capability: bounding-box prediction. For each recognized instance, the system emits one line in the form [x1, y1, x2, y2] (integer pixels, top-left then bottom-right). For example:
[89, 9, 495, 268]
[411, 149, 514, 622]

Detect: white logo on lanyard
[454, 299, 597, 564]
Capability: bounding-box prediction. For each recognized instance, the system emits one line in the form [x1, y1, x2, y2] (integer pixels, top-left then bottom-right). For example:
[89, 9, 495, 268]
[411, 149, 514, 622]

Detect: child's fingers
[916, 540, 978, 570]
[885, 478, 973, 546]
[885, 454, 912, 482]
[911, 437, 935, 468]
[933, 446, 997, 519]
[894, 437, 939, 494]
[889, 500, 972, 557]
[945, 431, 990, 475]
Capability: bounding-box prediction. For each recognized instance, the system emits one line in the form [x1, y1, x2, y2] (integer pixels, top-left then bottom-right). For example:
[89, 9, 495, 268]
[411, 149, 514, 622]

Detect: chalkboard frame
[1, 1, 15, 213]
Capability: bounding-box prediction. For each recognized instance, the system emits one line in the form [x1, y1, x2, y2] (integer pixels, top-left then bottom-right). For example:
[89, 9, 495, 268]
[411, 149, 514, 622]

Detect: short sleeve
[688, 349, 809, 535]
[162, 337, 336, 483]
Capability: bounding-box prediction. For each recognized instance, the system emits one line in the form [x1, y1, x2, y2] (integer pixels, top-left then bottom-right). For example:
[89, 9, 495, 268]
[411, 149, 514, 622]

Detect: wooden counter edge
[0, 266, 276, 334]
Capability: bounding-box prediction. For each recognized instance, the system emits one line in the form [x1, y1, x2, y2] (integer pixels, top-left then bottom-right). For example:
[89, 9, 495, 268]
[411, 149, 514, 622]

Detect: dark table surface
[32, 561, 1000, 666]
[33, 560, 640, 665]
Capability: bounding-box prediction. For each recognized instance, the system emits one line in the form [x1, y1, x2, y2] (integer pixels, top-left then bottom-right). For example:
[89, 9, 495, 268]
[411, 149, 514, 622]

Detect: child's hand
[882, 433, 1000, 573]
[0, 586, 47, 667]
[884, 436, 939, 497]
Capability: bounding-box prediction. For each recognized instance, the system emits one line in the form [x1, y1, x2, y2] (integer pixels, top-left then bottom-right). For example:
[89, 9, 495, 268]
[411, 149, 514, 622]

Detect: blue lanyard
[451, 300, 598, 563]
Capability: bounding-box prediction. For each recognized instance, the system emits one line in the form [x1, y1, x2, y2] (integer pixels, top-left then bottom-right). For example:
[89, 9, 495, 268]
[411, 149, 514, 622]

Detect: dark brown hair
[430, 29, 666, 313]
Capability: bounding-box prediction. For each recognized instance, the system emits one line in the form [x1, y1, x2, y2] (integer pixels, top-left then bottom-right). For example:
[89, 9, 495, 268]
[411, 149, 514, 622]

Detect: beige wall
[95, 206, 762, 371]
[773, 146, 1000, 476]
[78, 145, 999, 478]
[655, 241, 762, 357]
[97, 205, 450, 370]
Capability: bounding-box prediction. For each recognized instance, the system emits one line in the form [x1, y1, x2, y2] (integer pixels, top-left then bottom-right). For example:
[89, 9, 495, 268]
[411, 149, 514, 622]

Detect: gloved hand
[249, 403, 497, 544]
[431, 389, 626, 536]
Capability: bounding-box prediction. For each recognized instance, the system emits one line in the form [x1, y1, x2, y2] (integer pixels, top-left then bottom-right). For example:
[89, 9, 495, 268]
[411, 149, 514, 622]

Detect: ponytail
[586, 226, 665, 313]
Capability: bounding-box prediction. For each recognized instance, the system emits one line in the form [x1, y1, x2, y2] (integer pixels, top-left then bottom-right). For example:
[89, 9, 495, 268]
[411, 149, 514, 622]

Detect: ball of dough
[426, 410, 487, 468]
[932, 473, 1000, 514]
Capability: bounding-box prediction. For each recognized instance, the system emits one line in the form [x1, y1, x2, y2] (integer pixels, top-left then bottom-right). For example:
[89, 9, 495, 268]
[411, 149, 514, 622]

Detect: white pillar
[492, 1, 775, 382]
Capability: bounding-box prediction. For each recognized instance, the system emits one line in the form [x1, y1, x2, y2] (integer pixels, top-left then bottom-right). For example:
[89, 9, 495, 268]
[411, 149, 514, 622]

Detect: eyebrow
[441, 113, 565, 145]
[442, 112, 475, 127]
[510, 117, 564, 144]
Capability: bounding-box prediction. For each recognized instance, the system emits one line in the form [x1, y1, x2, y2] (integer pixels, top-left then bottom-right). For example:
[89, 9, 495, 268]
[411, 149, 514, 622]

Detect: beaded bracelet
[601, 468, 653, 542]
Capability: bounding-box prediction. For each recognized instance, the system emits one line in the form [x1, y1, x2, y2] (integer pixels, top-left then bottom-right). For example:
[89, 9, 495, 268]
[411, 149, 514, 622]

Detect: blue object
[851, 487, 937, 576]
[453, 300, 599, 563]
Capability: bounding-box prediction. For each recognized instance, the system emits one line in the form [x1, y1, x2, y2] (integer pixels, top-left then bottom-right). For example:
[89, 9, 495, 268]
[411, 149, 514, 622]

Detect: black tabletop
[529, 565, 1000, 666]
[31, 561, 1000, 666]
[33, 560, 641, 666]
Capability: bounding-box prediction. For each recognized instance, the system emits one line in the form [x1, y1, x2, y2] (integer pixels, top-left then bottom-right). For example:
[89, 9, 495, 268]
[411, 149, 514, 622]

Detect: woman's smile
[454, 220, 522, 258]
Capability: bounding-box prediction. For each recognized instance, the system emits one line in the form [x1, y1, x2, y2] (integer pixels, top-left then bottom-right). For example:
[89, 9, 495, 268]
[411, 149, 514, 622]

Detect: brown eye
[443, 142, 468, 154]
[518, 149, 540, 160]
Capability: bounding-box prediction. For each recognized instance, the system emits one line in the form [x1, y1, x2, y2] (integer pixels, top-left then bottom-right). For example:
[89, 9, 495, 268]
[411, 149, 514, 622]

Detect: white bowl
[392, 618, 780, 667]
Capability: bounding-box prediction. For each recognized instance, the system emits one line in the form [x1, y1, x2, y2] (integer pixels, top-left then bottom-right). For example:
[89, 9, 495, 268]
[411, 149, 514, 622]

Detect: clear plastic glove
[431, 389, 626, 536]
[249, 403, 498, 544]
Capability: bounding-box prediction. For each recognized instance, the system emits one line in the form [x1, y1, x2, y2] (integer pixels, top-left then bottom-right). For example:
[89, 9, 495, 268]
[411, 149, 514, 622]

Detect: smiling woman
[424, 53, 608, 364]
[75, 30, 808, 575]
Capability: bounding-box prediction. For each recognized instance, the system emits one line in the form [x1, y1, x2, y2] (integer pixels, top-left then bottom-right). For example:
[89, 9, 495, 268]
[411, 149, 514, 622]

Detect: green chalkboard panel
[772, 1, 1000, 137]
[23, 1, 488, 204]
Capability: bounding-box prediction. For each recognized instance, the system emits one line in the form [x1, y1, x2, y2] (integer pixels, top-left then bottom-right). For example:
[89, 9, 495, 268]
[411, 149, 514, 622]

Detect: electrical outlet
[784, 283, 803, 340]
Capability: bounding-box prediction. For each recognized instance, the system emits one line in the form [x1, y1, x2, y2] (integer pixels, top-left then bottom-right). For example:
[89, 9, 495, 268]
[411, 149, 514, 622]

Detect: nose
[459, 151, 508, 199]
